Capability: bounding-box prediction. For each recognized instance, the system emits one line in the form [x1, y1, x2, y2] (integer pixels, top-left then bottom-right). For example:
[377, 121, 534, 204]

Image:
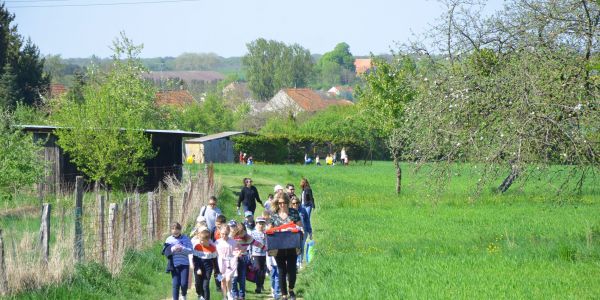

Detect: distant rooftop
[144, 71, 225, 83]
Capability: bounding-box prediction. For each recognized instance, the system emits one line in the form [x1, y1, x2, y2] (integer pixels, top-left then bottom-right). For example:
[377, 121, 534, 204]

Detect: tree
[356, 55, 417, 194]
[16, 39, 50, 106]
[316, 42, 356, 87]
[0, 63, 21, 109]
[51, 33, 158, 190]
[0, 110, 43, 201]
[0, 5, 49, 108]
[173, 93, 235, 134]
[243, 38, 314, 100]
[403, 0, 600, 195]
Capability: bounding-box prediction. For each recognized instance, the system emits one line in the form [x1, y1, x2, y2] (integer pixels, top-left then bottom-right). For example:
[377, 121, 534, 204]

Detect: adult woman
[299, 178, 315, 220]
[268, 192, 302, 300]
[237, 177, 263, 215]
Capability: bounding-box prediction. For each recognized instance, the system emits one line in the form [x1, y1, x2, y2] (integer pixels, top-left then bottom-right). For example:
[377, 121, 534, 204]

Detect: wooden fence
[0, 164, 216, 295]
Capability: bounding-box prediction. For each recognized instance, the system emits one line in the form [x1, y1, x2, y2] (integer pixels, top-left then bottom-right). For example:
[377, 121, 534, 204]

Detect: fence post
[167, 195, 174, 229]
[39, 203, 51, 266]
[134, 193, 142, 249]
[97, 195, 106, 265]
[108, 203, 118, 270]
[147, 192, 155, 242]
[74, 176, 84, 263]
[0, 230, 8, 296]
[127, 197, 133, 249]
[121, 199, 128, 251]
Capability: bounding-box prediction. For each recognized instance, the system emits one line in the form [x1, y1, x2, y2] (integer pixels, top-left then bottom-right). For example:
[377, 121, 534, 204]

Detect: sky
[6, 0, 505, 58]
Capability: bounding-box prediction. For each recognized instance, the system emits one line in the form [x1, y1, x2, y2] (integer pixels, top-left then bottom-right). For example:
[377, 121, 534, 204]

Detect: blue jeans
[171, 265, 189, 300]
[271, 267, 280, 298]
[232, 255, 250, 298]
[303, 205, 313, 220]
[297, 235, 307, 264]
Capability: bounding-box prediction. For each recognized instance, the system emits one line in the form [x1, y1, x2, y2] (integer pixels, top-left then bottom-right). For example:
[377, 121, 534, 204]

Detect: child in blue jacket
[163, 222, 193, 300]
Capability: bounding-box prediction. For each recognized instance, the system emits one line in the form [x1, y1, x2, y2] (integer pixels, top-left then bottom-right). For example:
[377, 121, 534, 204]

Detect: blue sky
[7, 0, 504, 58]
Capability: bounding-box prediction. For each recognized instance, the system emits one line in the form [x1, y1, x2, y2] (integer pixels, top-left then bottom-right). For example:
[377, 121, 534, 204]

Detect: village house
[263, 88, 353, 116]
[155, 89, 196, 107]
[354, 58, 372, 75]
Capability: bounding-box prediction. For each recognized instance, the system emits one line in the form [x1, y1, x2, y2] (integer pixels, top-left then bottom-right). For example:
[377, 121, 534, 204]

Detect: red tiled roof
[155, 90, 195, 107]
[354, 58, 372, 75]
[283, 88, 328, 111]
[283, 88, 353, 112]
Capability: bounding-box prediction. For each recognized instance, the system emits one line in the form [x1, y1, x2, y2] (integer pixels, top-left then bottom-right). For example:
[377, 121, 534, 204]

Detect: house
[19, 125, 203, 194]
[354, 58, 372, 75]
[155, 90, 195, 107]
[184, 131, 254, 164]
[327, 86, 354, 97]
[263, 88, 353, 116]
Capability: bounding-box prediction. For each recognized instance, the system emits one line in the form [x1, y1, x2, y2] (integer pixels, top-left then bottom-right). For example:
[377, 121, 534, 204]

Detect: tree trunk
[394, 157, 402, 194]
[498, 165, 520, 193]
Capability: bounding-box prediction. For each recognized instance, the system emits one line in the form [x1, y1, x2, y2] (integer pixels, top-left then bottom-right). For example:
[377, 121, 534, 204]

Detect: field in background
[213, 161, 600, 299]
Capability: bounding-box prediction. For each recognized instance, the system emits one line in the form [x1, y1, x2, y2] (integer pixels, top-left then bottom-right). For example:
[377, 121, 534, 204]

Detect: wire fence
[0, 163, 218, 296]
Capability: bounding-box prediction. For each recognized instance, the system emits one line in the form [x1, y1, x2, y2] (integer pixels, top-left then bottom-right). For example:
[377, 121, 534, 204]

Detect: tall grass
[213, 162, 600, 299]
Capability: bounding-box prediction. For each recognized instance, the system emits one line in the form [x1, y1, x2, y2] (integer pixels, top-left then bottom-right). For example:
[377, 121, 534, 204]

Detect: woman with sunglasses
[268, 192, 302, 300]
[289, 196, 312, 269]
[237, 177, 263, 215]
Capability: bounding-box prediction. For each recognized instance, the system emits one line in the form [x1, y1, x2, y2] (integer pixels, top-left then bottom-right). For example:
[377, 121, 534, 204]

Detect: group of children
[305, 147, 349, 166]
[163, 199, 299, 300]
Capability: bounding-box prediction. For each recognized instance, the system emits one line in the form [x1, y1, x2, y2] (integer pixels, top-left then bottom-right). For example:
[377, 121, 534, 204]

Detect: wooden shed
[185, 131, 251, 163]
[19, 125, 203, 194]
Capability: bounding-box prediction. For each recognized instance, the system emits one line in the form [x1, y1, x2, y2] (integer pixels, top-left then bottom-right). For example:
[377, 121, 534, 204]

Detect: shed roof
[16, 125, 204, 137]
[186, 131, 253, 143]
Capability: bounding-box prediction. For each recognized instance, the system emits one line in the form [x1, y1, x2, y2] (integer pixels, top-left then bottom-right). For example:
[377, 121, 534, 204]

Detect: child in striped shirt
[231, 222, 266, 300]
[191, 229, 217, 300]
[164, 222, 193, 300]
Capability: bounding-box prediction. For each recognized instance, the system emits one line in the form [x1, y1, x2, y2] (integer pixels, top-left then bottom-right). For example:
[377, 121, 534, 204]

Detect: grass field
[213, 161, 600, 299]
[8, 161, 600, 299]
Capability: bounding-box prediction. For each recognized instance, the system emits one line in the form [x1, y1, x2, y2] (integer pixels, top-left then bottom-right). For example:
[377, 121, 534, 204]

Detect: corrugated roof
[186, 131, 252, 143]
[16, 125, 204, 137]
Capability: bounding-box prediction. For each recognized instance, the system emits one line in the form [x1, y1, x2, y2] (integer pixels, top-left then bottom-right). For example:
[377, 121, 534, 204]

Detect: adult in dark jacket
[237, 177, 263, 215]
[300, 178, 315, 220]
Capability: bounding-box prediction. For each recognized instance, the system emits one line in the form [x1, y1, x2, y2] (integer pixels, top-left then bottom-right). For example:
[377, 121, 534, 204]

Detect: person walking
[290, 197, 312, 268]
[299, 178, 315, 220]
[268, 193, 302, 300]
[163, 222, 193, 300]
[237, 178, 263, 215]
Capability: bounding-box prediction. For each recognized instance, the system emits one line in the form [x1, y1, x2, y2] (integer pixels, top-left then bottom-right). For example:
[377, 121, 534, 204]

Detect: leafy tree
[356, 55, 417, 194]
[316, 42, 356, 87]
[51, 33, 157, 190]
[0, 3, 20, 77]
[169, 93, 235, 134]
[243, 38, 314, 100]
[0, 110, 43, 201]
[403, 0, 600, 195]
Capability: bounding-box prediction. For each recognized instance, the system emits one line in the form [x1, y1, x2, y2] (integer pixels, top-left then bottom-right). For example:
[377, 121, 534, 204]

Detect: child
[250, 217, 268, 294]
[164, 222, 193, 300]
[190, 215, 208, 237]
[231, 223, 266, 300]
[216, 224, 238, 300]
[244, 211, 256, 231]
[191, 229, 217, 300]
[212, 214, 226, 292]
[213, 215, 227, 241]
[264, 193, 275, 213]
[267, 255, 281, 299]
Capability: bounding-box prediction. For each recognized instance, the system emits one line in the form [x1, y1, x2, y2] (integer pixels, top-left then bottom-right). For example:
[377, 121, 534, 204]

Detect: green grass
[212, 162, 600, 299]
[8, 243, 172, 300]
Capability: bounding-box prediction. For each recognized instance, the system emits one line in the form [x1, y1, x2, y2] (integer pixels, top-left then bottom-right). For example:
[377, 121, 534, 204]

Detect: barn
[184, 131, 252, 164]
[19, 125, 203, 194]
